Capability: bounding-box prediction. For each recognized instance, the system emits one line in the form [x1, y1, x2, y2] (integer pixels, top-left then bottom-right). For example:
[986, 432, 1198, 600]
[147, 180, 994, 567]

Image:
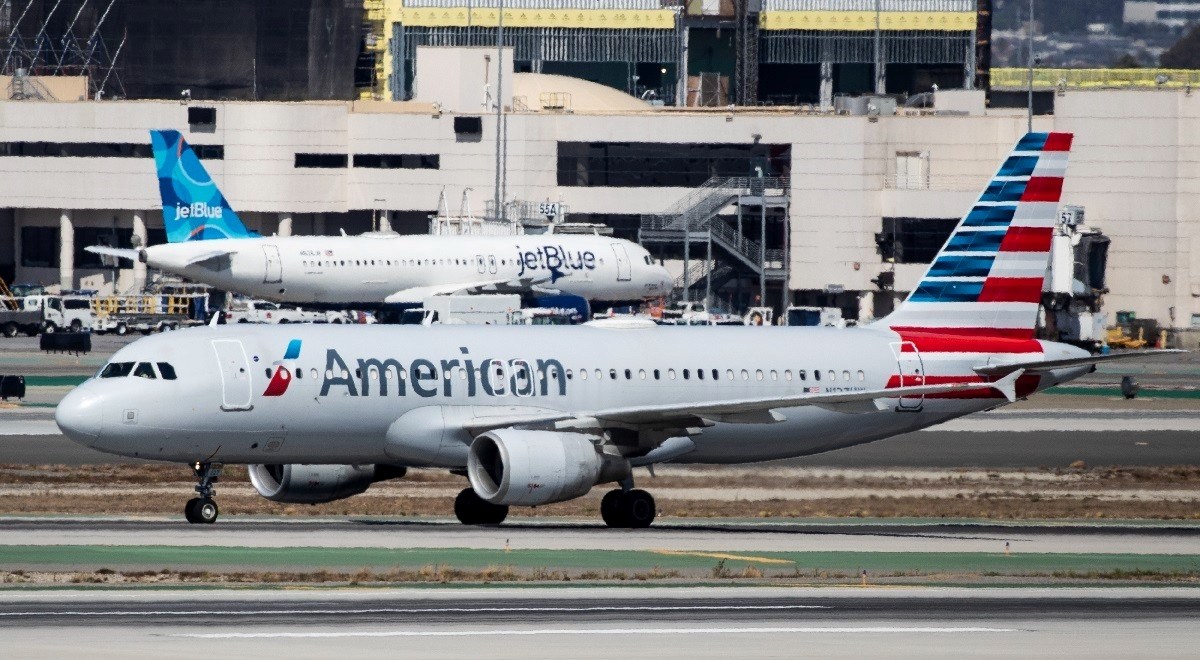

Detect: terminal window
[557, 142, 791, 187]
[876, 217, 958, 264]
[20, 227, 58, 268]
[75, 228, 134, 269]
[295, 153, 349, 168]
[352, 154, 440, 169]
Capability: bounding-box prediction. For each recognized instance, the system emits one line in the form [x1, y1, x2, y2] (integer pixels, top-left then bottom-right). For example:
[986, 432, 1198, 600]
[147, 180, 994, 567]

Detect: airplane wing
[455, 374, 1020, 439]
[84, 246, 142, 262]
[590, 373, 1021, 426]
[383, 276, 561, 304]
[973, 349, 1185, 376]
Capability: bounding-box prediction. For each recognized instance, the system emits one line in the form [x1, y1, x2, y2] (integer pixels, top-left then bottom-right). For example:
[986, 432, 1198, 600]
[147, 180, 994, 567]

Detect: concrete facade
[0, 89, 1197, 327]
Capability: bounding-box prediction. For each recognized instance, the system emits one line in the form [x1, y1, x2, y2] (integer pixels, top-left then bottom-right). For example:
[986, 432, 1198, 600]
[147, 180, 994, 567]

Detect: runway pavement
[3, 516, 1199, 555]
[3, 587, 1199, 658]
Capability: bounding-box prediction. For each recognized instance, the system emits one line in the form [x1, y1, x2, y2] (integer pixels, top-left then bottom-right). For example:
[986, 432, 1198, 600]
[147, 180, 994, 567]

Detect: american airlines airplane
[88, 130, 672, 307]
[57, 132, 1178, 527]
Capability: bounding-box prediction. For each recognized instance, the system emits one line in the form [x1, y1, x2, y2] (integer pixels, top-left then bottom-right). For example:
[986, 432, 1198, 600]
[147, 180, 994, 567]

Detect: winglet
[991, 368, 1025, 403]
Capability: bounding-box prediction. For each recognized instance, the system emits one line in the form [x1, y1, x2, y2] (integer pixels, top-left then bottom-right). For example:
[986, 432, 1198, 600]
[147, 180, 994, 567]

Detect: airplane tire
[115, 323, 128, 336]
[623, 490, 656, 529]
[184, 497, 200, 524]
[454, 488, 508, 525]
[600, 489, 626, 528]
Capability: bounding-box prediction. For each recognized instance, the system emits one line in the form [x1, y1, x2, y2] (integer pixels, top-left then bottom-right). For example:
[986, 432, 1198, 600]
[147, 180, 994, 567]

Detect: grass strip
[21, 376, 88, 387]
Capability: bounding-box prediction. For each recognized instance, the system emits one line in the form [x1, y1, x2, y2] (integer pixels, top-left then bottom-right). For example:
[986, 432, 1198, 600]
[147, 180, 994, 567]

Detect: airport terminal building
[0, 0, 1198, 331]
[1, 84, 1198, 329]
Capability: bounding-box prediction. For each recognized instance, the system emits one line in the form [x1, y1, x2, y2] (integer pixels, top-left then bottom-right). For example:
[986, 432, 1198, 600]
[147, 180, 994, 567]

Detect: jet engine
[248, 464, 406, 504]
[467, 429, 629, 507]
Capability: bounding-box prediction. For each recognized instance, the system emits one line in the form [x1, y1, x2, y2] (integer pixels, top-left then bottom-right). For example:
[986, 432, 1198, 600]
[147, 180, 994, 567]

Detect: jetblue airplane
[88, 130, 672, 308]
[57, 132, 1178, 527]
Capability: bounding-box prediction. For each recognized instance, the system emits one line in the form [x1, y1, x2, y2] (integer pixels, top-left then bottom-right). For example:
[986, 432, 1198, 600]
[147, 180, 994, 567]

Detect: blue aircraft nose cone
[55, 388, 104, 442]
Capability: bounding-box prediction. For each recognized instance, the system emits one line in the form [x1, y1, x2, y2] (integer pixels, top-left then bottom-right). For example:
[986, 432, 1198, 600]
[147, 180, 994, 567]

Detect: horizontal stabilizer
[974, 349, 1186, 377]
[84, 246, 142, 262]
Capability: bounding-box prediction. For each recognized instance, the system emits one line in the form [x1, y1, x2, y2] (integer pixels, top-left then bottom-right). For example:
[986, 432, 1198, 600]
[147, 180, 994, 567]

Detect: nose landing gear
[184, 462, 223, 524]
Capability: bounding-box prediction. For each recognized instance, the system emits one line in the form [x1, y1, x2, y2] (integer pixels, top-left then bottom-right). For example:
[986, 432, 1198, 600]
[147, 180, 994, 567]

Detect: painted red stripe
[890, 326, 1036, 341]
[978, 277, 1044, 303]
[895, 331, 1044, 354]
[1020, 177, 1063, 202]
[885, 374, 1042, 399]
[999, 226, 1052, 252]
[1042, 133, 1073, 152]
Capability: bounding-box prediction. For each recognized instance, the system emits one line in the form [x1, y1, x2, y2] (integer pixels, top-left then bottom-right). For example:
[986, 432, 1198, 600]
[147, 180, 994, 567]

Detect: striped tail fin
[877, 132, 1073, 340]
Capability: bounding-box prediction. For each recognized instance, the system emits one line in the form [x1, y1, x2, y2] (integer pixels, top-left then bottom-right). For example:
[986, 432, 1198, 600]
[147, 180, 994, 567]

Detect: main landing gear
[454, 487, 509, 525]
[600, 488, 656, 528]
[184, 462, 223, 524]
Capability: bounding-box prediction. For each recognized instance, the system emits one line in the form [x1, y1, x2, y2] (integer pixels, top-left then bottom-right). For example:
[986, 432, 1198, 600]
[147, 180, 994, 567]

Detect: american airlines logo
[175, 201, 223, 219]
[516, 245, 596, 282]
[263, 339, 302, 397]
[319, 347, 567, 399]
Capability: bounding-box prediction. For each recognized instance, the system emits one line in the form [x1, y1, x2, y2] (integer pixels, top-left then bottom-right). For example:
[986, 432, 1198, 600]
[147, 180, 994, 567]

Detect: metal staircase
[640, 176, 789, 301]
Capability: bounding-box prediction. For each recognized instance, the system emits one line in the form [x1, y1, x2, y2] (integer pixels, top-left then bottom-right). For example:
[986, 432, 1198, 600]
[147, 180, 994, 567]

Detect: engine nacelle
[467, 429, 629, 507]
[248, 464, 406, 504]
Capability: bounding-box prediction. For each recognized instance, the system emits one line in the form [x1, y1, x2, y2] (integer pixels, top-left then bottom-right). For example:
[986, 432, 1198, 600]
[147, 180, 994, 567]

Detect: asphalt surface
[4, 517, 1199, 555]
[3, 588, 1200, 658]
[2, 426, 1196, 468]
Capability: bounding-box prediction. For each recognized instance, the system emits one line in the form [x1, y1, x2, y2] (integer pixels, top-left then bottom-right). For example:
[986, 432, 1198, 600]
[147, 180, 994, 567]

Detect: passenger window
[609, 369, 617, 380]
[727, 369, 734, 380]
[595, 369, 602, 380]
[785, 370, 793, 381]
[100, 362, 135, 378]
[858, 370, 865, 381]
[814, 370, 821, 381]
[668, 369, 676, 380]
[843, 370, 851, 381]
[740, 369, 749, 381]
[639, 369, 646, 380]
[653, 369, 660, 380]
[798, 370, 807, 381]
[566, 369, 574, 380]
[264, 368, 272, 378]
[828, 370, 836, 381]
[712, 369, 719, 380]
[682, 369, 689, 380]
[771, 370, 778, 381]
[624, 369, 632, 380]
[157, 363, 177, 380]
[581, 370, 588, 381]
[697, 369, 704, 380]
[755, 370, 764, 381]
[133, 362, 157, 379]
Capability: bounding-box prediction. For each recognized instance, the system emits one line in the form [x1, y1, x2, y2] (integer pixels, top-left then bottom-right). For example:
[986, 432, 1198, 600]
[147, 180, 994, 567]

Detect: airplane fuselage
[57, 324, 1090, 466]
[142, 233, 672, 307]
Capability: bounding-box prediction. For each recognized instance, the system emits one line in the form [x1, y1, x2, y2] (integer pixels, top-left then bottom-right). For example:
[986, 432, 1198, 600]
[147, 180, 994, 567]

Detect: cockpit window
[133, 362, 157, 379]
[157, 363, 177, 380]
[100, 362, 134, 378]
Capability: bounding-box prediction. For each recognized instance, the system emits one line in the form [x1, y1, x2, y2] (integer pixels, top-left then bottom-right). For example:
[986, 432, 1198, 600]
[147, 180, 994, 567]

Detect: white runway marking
[0, 604, 829, 618]
[175, 626, 1017, 639]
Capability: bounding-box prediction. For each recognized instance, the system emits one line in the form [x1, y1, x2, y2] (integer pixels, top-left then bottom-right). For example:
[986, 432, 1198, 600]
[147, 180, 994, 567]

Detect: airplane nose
[55, 388, 104, 442]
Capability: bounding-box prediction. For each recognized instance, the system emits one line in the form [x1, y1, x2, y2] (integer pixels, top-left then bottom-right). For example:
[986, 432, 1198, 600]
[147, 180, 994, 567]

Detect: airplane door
[212, 339, 253, 411]
[889, 341, 924, 411]
[487, 255, 498, 274]
[610, 243, 632, 282]
[263, 245, 283, 284]
[475, 254, 486, 274]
